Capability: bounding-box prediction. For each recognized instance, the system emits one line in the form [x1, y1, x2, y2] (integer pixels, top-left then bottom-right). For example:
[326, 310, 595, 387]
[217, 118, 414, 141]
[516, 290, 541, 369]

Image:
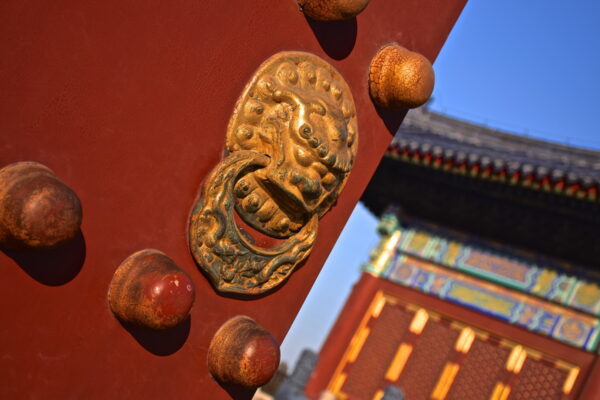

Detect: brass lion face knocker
[189, 52, 358, 295]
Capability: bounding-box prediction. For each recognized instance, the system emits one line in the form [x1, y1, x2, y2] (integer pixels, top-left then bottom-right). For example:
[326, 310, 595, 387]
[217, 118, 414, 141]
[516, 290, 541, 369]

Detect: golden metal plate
[189, 52, 358, 295]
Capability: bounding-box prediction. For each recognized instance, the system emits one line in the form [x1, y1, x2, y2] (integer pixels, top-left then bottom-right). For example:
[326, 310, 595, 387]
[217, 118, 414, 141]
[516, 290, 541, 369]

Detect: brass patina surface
[369, 44, 435, 109]
[189, 52, 358, 295]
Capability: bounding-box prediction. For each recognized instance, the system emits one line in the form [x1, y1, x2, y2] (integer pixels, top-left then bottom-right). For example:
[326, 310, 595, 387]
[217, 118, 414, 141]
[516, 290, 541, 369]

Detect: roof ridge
[402, 107, 600, 160]
[391, 107, 600, 183]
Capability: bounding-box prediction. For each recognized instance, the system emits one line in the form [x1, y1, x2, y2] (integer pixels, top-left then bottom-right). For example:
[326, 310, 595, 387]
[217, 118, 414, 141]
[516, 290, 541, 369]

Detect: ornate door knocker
[189, 52, 358, 295]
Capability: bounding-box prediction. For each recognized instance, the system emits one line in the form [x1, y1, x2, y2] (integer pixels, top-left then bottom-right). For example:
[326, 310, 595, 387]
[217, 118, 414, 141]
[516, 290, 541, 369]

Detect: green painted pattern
[372, 214, 600, 317]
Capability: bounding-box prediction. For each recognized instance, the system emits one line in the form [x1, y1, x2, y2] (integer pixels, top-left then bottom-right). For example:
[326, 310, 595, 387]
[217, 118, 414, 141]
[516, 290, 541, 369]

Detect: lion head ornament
[189, 52, 358, 295]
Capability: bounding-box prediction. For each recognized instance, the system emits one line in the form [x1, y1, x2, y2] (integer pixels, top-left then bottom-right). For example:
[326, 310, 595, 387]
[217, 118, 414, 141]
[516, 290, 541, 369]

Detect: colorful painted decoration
[365, 252, 600, 352]
[363, 216, 600, 352]
[369, 216, 600, 317]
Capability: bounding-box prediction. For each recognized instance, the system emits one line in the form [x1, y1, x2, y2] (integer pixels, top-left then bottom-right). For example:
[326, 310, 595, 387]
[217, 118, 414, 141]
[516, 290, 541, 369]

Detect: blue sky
[281, 1, 600, 367]
[429, 0, 600, 150]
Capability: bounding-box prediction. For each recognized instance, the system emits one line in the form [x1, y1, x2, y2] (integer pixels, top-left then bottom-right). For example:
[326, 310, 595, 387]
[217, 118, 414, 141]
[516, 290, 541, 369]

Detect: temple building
[304, 107, 600, 400]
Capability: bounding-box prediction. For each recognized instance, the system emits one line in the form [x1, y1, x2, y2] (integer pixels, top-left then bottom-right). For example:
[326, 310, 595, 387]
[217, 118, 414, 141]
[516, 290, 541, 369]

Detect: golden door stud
[298, 0, 371, 21]
[208, 316, 280, 388]
[108, 249, 195, 330]
[369, 44, 435, 109]
[0, 161, 82, 250]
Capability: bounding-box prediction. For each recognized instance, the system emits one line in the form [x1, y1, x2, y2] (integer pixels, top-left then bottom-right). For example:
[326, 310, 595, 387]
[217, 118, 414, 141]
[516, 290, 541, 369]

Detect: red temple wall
[306, 273, 599, 400]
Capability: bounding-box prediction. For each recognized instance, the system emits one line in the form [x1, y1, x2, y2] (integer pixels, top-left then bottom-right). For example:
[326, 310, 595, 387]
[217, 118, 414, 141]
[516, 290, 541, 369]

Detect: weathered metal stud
[207, 316, 280, 388]
[369, 44, 435, 109]
[298, 0, 371, 20]
[0, 161, 82, 250]
[108, 249, 195, 330]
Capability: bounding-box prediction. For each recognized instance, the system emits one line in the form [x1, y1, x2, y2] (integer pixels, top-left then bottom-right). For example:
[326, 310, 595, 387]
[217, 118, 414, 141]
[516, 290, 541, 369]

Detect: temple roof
[361, 107, 600, 269]
[388, 107, 600, 201]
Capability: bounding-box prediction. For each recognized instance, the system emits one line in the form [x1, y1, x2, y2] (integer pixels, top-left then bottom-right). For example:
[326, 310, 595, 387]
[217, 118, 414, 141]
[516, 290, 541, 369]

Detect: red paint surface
[0, 1, 465, 398]
[578, 356, 600, 400]
[305, 273, 383, 398]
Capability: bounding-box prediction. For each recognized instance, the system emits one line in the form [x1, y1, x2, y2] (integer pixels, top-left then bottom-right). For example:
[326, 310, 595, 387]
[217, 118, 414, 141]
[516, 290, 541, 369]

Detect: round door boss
[207, 315, 280, 388]
[0, 161, 82, 250]
[369, 44, 435, 109]
[298, 0, 371, 20]
[108, 249, 196, 330]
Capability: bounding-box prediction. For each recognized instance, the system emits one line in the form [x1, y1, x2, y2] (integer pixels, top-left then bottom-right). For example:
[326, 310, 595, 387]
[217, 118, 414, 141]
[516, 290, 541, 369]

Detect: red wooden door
[0, 1, 465, 398]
